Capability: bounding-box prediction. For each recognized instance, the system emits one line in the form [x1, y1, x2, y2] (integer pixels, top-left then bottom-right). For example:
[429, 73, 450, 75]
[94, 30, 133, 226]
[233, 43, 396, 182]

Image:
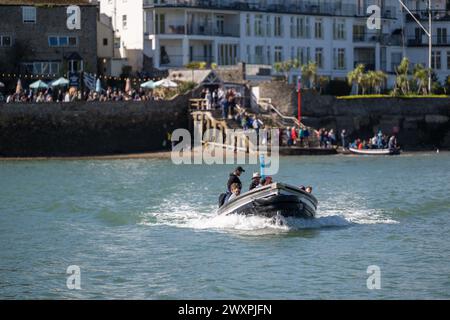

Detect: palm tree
[395, 57, 410, 95]
[360, 73, 371, 95]
[301, 61, 318, 89]
[413, 63, 429, 95]
[367, 70, 387, 94]
[318, 76, 329, 94]
[347, 64, 365, 95]
[274, 60, 301, 82]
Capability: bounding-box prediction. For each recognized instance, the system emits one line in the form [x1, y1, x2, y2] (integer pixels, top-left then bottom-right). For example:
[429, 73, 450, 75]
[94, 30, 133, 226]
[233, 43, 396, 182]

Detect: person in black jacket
[227, 166, 245, 192]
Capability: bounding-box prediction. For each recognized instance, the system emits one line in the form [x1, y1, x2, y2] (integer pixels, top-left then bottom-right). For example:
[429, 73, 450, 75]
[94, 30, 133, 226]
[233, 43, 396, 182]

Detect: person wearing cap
[249, 172, 261, 191]
[227, 166, 245, 192]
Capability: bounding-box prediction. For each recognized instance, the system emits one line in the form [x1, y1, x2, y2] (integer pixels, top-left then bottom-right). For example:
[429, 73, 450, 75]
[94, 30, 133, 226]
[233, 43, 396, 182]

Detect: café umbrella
[95, 78, 102, 93]
[29, 80, 49, 90]
[125, 78, 131, 92]
[51, 77, 69, 87]
[154, 79, 178, 88]
[15, 79, 23, 93]
[140, 80, 156, 89]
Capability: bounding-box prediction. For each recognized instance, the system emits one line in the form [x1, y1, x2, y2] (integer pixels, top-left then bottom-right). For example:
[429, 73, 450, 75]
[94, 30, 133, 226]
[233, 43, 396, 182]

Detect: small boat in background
[349, 148, 401, 156]
[218, 183, 318, 219]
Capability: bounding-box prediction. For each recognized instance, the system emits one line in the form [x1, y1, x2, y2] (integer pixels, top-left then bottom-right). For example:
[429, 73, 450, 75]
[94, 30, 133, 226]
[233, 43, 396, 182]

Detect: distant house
[0, 0, 98, 79]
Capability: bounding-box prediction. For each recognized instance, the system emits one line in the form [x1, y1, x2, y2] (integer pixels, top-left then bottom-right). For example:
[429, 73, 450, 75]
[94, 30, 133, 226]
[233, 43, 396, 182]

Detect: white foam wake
[139, 201, 397, 234]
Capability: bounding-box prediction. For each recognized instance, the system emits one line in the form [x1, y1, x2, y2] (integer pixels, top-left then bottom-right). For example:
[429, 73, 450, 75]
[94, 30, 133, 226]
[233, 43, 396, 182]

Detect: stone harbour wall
[0, 94, 191, 157]
[258, 82, 450, 150]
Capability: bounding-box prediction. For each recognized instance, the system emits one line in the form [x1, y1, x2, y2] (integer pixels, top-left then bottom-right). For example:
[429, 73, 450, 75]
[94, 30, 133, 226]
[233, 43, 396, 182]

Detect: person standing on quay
[341, 129, 348, 150]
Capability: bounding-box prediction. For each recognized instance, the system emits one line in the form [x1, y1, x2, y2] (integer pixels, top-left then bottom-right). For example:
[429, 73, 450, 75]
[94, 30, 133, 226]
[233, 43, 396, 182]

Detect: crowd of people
[2, 87, 165, 104]
[278, 127, 312, 147]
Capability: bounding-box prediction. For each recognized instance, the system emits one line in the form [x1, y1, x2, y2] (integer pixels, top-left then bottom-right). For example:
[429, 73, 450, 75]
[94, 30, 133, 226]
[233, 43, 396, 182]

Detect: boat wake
[139, 199, 398, 234]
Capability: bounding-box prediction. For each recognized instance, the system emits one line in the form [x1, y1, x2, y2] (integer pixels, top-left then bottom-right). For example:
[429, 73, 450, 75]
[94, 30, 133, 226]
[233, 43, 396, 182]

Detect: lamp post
[398, 0, 432, 93]
[297, 74, 302, 124]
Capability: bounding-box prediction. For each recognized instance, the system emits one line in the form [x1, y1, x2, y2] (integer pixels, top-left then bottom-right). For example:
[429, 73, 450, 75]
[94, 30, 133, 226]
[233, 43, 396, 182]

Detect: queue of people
[280, 127, 311, 147]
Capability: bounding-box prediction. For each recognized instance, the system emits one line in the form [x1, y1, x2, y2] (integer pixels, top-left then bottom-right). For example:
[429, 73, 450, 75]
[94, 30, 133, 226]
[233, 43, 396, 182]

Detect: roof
[0, 0, 93, 5]
[215, 67, 246, 84]
[169, 69, 213, 84]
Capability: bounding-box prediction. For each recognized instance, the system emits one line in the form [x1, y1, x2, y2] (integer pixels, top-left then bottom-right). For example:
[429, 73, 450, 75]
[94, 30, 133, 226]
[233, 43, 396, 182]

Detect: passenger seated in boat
[249, 172, 261, 191]
[299, 185, 306, 191]
[256, 176, 273, 188]
[306, 186, 313, 194]
[265, 177, 273, 185]
[226, 183, 241, 203]
[227, 166, 245, 192]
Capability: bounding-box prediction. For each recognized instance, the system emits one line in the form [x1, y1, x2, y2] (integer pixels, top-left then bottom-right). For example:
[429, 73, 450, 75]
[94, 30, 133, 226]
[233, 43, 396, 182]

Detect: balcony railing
[353, 33, 380, 43]
[160, 54, 184, 67]
[159, 54, 215, 67]
[405, 10, 450, 21]
[354, 61, 375, 71]
[147, 21, 239, 37]
[188, 23, 239, 37]
[143, 0, 359, 17]
[407, 36, 450, 46]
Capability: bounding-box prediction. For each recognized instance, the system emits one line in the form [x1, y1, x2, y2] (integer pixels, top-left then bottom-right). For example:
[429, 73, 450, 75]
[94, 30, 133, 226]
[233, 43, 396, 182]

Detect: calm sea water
[0, 153, 449, 300]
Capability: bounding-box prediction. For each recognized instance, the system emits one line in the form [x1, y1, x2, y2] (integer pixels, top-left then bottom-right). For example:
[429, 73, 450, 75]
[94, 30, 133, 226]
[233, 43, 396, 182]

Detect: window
[291, 17, 310, 39]
[59, 37, 68, 47]
[69, 60, 83, 72]
[437, 28, 448, 44]
[255, 14, 264, 37]
[315, 19, 323, 39]
[155, 14, 165, 34]
[103, 38, 108, 46]
[296, 47, 310, 65]
[447, 51, 450, 69]
[216, 15, 224, 35]
[22, 6, 36, 23]
[246, 14, 251, 36]
[48, 37, 58, 47]
[266, 16, 271, 37]
[68, 37, 77, 46]
[122, 15, 127, 29]
[255, 46, 264, 64]
[48, 36, 78, 47]
[333, 18, 346, 40]
[353, 25, 365, 41]
[334, 48, 346, 70]
[274, 46, 283, 63]
[432, 51, 441, 69]
[0, 35, 12, 47]
[315, 48, 323, 68]
[274, 16, 283, 37]
[22, 62, 60, 75]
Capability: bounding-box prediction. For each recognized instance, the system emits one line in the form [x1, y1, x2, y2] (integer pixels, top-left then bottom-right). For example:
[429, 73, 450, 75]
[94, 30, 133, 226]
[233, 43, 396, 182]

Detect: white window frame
[22, 6, 36, 24]
[48, 36, 78, 47]
[0, 35, 13, 47]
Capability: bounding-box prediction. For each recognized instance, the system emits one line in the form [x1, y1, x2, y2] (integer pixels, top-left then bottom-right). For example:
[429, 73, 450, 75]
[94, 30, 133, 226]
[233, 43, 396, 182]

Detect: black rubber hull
[227, 194, 315, 219]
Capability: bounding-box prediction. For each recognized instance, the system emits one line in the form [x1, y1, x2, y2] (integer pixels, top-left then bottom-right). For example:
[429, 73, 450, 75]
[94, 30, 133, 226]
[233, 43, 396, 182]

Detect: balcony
[407, 36, 450, 46]
[405, 10, 450, 22]
[354, 61, 375, 71]
[147, 23, 239, 37]
[188, 23, 239, 37]
[143, 0, 358, 17]
[353, 33, 380, 43]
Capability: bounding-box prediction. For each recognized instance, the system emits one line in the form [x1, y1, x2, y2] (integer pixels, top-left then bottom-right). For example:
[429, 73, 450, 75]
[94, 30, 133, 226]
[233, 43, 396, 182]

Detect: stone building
[0, 0, 98, 79]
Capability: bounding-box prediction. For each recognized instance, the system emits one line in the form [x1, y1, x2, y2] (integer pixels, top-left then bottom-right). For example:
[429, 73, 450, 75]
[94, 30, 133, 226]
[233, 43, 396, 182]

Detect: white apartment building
[99, 0, 450, 83]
